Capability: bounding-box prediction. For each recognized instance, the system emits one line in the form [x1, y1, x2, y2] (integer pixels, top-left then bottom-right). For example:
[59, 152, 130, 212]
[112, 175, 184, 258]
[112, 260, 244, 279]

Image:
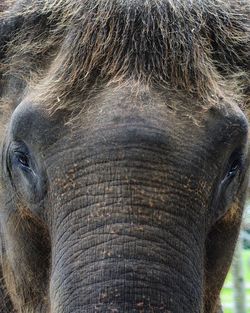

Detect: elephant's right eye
[6, 141, 46, 204]
[7, 142, 32, 173]
[13, 151, 31, 170]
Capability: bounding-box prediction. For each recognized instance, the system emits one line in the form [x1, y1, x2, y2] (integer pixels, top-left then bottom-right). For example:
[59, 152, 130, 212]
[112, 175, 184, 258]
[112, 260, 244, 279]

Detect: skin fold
[0, 1, 249, 312]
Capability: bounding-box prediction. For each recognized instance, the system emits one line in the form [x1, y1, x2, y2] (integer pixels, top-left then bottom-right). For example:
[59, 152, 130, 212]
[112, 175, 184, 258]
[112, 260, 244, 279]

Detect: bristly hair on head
[0, 0, 249, 114]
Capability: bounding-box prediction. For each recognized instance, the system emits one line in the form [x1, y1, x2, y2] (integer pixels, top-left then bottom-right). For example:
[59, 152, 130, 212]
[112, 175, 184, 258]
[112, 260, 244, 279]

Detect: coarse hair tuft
[0, 0, 249, 113]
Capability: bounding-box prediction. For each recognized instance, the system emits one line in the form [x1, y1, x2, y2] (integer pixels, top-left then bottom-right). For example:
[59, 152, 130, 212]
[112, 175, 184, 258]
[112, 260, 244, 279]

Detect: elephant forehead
[44, 116, 212, 207]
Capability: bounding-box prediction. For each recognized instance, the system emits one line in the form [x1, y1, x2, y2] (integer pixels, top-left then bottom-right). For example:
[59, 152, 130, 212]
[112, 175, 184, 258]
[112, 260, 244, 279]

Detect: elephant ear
[0, 3, 26, 111]
[204, 163, 249, 313]
[208, 1, 249, 112]
[209, 3, 249, 74]
[205, 3, 250, 288]
[0, 259, 14, 313]
[0, 3, 19, 312]
[0, 1, 56, 111]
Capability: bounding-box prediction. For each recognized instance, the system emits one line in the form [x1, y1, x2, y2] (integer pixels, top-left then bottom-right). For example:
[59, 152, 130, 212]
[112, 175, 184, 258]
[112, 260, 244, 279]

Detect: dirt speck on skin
[99, 292, 108, 301]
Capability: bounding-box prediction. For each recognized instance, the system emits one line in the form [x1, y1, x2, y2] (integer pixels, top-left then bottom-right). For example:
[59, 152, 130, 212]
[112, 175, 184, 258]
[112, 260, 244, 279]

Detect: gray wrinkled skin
[0, 1, 249, 313]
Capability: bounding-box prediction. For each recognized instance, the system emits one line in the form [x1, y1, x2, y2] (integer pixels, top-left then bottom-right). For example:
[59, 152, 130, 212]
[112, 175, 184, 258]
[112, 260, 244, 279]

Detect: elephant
[0, 0, 249, 312]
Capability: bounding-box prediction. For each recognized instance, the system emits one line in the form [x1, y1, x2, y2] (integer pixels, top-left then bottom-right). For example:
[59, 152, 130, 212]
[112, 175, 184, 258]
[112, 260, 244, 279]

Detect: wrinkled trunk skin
[50, 196, 204, 313]
[51, 224, 202, 313]
[47, 123, 206, 313]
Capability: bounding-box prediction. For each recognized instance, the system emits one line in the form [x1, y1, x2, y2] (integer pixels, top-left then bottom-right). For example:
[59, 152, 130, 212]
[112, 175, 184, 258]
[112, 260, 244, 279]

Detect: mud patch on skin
[222, 200, 242, 225]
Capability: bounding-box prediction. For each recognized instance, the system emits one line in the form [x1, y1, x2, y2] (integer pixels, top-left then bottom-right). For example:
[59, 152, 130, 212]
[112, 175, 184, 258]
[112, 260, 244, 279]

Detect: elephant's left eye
[227, 158, 242, 179]
[213, 149, 245, 222]
[224, 151, 243, 183]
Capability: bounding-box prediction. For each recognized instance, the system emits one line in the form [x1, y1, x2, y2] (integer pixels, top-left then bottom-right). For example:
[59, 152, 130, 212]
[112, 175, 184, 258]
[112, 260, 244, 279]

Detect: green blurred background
[221, 202, 250, 313]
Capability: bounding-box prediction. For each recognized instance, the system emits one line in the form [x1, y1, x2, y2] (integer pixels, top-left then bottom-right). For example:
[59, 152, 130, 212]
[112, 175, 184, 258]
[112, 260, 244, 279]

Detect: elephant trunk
[47, 123, 207, 312]
[49, 201, 204, 312]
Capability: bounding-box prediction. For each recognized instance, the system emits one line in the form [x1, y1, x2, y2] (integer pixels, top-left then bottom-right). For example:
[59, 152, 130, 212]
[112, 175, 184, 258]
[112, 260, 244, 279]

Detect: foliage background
[221, 203, 250, 313]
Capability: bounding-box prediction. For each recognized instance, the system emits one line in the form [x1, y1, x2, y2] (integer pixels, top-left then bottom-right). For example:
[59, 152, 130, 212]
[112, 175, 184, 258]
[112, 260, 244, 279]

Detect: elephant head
[0, 1, 249, 312]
